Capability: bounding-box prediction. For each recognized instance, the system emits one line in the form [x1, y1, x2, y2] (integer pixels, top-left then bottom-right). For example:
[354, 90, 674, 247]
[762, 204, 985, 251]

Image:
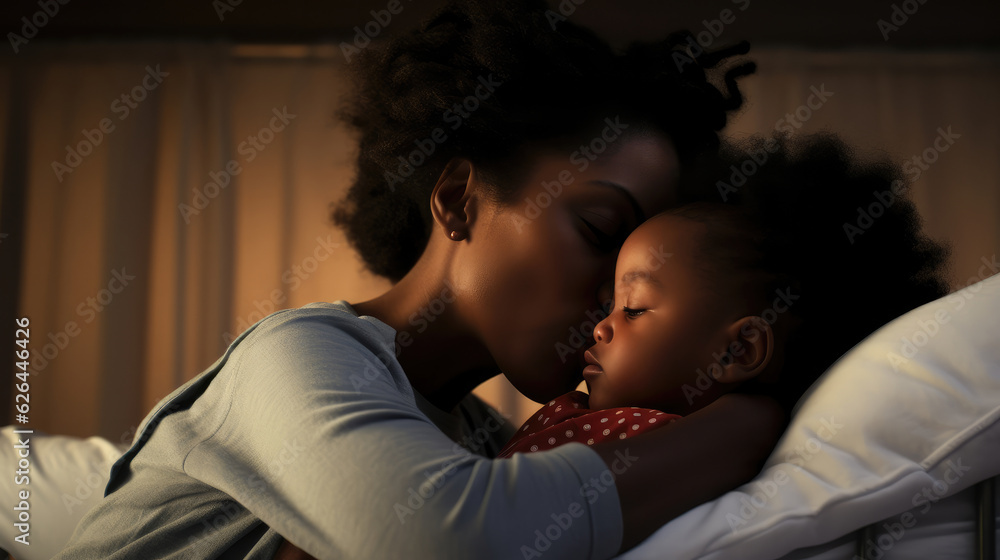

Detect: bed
[621, 270, 1000, 559]
[3, 272, 998, 560]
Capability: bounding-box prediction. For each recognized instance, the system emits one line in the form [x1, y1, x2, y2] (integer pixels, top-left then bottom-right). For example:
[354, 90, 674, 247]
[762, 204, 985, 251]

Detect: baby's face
[583, 214, 732, 414]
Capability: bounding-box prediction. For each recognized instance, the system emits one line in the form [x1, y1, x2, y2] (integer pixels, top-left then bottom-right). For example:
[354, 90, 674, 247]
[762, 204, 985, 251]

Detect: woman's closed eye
[578, 216, 627, 253]
[578, 218, 616, 252]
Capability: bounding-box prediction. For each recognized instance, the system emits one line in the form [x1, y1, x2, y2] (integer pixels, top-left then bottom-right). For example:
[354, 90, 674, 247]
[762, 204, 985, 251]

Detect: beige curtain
[2, 44, 997, 440]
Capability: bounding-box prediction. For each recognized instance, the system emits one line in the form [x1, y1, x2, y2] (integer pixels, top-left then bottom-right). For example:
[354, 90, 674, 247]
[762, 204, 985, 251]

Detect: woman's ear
[713, 316, 774, 384]
[430, 158, 475, 241]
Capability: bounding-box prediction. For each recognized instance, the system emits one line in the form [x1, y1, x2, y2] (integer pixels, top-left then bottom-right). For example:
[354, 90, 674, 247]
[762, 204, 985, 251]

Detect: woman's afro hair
[333, 0, 756, 281]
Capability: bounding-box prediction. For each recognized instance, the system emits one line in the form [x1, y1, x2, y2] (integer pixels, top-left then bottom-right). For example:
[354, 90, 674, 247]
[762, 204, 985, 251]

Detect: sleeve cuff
[546, 442, 625, 559]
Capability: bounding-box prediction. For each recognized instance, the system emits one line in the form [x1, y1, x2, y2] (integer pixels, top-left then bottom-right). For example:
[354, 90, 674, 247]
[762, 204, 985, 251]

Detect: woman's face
[456, 132, 680, 403]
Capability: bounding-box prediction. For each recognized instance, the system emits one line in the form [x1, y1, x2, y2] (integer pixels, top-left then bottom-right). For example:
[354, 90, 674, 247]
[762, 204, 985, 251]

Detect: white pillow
[0, 427, 127, 560]
[619, 270, 1000, 560]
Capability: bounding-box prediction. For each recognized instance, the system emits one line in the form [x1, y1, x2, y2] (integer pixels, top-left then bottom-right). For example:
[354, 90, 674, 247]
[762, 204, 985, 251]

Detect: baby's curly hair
[674, 133, 952, 411]
[333, 0, 755, 281]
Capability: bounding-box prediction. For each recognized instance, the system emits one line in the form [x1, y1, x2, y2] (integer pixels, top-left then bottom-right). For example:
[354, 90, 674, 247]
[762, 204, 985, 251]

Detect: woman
[56, 1, 784, 558]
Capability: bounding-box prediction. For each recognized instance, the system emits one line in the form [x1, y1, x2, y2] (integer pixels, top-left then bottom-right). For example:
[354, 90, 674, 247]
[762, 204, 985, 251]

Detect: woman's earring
[449, 231, 464, 241]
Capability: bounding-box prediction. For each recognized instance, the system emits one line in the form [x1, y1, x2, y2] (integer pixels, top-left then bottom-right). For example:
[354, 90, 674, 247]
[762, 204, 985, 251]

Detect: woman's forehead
[582, 134, 680, 215]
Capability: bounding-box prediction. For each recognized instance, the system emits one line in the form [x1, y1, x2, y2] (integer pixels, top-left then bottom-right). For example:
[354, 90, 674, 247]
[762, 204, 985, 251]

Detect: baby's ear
[713, 316, 774, 384]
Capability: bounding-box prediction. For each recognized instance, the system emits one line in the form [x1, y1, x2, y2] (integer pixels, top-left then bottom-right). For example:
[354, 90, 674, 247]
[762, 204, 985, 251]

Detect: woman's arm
[592, 392, 787, 553]
[227, 311, 627, 559]
[272, 392, 784, 560]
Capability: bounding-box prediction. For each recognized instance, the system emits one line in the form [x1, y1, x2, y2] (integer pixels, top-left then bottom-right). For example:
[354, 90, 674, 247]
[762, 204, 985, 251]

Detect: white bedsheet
[619, 272, 1000, 559]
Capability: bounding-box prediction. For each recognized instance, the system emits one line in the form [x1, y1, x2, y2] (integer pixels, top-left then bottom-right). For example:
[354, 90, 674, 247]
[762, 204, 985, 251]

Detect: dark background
[1, 0, 998, 49]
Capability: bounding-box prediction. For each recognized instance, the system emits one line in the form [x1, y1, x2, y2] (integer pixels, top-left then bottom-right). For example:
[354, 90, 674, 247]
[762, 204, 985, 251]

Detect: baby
[499, 132, 951, 457]
[498, 205, 778, 455]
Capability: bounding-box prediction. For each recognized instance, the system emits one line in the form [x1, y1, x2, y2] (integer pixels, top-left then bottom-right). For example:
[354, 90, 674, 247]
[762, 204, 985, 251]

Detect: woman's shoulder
[240, 300, 395, 345]
[230, 300, 406, 392]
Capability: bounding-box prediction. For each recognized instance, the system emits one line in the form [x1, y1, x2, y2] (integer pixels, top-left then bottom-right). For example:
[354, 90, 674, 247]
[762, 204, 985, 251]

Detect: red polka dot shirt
[497, 391, 681, 458]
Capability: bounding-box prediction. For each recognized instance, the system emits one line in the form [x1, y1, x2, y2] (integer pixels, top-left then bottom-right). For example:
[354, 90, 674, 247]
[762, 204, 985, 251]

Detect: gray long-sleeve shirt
[55, 301, 623, 559]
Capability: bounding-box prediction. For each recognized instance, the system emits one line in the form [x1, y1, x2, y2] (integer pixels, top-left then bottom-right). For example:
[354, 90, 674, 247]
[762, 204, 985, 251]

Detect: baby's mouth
[582, 349, 603, 379]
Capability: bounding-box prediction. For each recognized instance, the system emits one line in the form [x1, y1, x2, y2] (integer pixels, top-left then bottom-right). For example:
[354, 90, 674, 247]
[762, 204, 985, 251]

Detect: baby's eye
[622, 306, 645, 319]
